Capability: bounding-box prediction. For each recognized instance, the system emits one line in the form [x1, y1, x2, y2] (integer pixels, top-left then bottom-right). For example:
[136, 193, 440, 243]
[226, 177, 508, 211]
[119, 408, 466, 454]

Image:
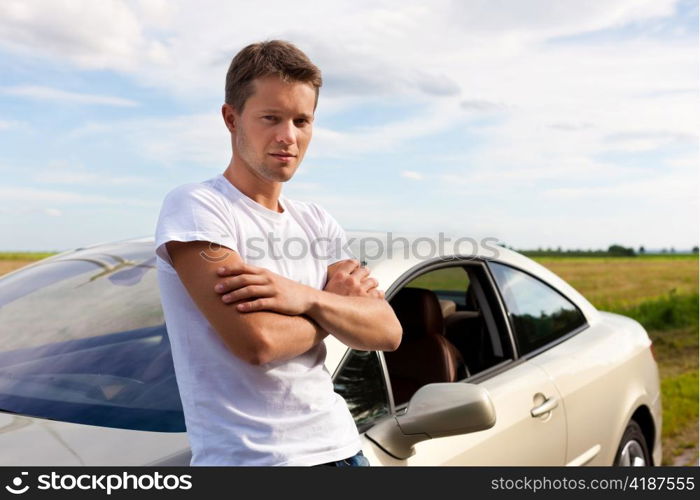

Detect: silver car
[0, 234, 661, 466]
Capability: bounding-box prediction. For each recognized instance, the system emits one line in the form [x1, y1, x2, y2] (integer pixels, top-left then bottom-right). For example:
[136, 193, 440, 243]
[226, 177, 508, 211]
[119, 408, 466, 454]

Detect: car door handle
[530, 396, 559, 417]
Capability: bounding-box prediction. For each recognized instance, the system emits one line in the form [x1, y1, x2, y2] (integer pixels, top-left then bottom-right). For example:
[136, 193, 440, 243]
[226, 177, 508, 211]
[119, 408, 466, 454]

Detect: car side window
[406, 266, 470, 307]
[333, 350, 391, 432]
[383, 266, 473, 407]
[381, 264, 516, 408]
[488, 262, 586, 355]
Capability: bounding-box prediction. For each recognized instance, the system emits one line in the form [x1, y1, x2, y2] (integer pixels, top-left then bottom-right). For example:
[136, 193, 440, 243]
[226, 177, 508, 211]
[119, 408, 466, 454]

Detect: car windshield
[0, 241, 184, 431]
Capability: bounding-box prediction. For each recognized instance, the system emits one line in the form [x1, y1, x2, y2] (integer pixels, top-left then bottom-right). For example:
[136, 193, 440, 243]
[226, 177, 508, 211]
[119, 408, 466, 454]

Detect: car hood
[0, 411, 189, 466]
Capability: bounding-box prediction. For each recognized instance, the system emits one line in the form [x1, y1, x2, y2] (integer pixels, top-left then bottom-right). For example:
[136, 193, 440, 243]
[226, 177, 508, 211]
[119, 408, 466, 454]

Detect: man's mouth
[269, 152, 297, 162]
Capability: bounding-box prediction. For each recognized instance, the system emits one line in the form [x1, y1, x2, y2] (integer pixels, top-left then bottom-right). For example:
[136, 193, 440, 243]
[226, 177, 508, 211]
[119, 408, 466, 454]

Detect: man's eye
[294, 119, 309, 126]
[263, 116, 277, 122]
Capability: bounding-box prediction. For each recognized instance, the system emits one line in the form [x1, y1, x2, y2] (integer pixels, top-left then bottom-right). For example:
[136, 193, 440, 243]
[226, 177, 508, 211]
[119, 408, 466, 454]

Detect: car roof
[344, 231, 599, 323]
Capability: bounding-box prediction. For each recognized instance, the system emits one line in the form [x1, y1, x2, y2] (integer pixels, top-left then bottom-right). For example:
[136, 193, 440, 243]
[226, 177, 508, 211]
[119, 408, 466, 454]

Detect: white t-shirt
[154, 174, 361, 466]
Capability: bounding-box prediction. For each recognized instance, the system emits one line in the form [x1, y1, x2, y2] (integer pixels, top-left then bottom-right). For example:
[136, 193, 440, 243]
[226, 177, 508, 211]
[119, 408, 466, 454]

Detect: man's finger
[216, 265, 245, 276]
[351, 266, 370, 280]
[216, 263, 259, 276]
[360, 277, 378, 292]
[237, 298, 272, 312]
[215, 274, 267, 294]
[331, 259, 360, 275]
[222, 285, 272, 303]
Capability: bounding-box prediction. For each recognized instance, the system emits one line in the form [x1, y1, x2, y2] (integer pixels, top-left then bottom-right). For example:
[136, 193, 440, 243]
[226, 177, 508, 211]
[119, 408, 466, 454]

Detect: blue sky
[0, 0, 697, 251]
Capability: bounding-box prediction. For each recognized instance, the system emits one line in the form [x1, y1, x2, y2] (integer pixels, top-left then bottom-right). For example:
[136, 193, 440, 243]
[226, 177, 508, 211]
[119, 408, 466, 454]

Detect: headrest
[390, 287, 444, 340]
[439, 299, 456, 318]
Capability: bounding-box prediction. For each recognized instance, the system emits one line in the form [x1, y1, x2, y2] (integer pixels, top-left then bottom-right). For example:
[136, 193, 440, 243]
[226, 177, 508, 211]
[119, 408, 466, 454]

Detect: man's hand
[214, 259, 385, 311]
[325, 259, 385, 299]
[214, 264, 319, 315]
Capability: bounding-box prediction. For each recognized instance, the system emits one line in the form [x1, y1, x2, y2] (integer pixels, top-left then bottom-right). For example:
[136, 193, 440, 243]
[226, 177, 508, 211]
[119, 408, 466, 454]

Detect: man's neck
[222, 161, 284, 213]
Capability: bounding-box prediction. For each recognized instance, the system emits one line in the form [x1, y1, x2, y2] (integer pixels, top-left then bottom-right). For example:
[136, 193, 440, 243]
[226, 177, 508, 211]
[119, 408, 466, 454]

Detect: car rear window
[489, 262, 587, 355]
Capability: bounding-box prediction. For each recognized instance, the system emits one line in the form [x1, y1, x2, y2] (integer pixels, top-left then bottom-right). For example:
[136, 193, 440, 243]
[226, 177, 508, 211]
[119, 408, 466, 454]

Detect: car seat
[385, 287, 469, 406]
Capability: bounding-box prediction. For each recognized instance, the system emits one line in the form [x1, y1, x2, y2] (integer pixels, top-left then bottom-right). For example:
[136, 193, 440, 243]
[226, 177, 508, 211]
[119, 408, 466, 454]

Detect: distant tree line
[500, 243, 700, 257]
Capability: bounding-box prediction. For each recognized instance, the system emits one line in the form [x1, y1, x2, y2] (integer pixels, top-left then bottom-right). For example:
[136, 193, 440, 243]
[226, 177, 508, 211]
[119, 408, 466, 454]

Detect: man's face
[226, 75, 315, 183]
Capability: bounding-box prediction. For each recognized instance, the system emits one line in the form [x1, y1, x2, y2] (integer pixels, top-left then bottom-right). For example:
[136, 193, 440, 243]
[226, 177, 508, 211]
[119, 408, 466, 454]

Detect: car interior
[384, 263, 513, 407]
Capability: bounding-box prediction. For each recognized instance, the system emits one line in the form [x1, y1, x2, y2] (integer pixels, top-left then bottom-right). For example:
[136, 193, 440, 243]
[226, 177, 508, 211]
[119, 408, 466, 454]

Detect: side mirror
[365, 383, 496, 460]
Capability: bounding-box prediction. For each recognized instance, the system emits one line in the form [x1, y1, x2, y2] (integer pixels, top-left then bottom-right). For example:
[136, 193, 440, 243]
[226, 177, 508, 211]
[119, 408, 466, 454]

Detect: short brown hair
[225, 40, 322, 112]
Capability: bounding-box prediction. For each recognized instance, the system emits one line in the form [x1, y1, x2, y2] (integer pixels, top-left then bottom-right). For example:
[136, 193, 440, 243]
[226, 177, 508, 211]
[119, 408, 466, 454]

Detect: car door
[333, 261, 567, 465]
[526, 321, 628, 466]
[488, 261, 602, 465]
[402, 360, 566, 466]
[488, 261, 643, 465]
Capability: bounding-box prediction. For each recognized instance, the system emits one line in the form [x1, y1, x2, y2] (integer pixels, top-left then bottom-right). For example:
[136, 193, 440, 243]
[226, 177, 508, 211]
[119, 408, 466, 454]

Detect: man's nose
[275, 121, 295, 145]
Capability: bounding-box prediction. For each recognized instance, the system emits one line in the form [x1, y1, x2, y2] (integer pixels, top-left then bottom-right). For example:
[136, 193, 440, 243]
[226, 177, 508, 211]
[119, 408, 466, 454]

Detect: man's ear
[222, 103, 236, 133]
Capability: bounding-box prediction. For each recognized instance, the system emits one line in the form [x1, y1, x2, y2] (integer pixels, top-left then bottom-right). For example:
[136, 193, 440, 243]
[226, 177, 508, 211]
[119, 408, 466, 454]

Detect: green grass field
[1, 252, 697, 465]
[0, 251, 57, 261]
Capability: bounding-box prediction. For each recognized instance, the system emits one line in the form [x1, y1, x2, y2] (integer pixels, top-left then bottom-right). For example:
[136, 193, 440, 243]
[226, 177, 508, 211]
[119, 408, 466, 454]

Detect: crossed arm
[166, 240, 402, 366]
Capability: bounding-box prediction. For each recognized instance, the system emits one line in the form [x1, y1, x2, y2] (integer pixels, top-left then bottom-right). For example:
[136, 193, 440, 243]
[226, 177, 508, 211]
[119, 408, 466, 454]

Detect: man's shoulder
[155, 176, 236, 266]
[162, 177, 225, 206]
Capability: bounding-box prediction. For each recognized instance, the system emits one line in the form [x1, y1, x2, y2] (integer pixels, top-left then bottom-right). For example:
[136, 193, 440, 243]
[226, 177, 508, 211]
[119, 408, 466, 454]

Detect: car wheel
[614, 421, 651, 466]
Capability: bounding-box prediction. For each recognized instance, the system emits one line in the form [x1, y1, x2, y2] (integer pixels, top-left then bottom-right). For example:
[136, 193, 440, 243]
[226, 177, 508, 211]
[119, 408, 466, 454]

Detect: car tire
[614, 420, 651, 466]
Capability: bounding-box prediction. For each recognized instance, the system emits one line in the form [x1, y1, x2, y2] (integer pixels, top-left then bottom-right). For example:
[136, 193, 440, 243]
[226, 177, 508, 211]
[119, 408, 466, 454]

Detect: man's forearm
[245, 311, 328, 365]
[306, 291, 401, 352]
[211, 258, 400, 357]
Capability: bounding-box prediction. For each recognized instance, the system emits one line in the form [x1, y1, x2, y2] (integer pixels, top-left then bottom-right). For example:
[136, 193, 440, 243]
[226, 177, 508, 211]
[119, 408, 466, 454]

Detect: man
[154, 40, 402, 466]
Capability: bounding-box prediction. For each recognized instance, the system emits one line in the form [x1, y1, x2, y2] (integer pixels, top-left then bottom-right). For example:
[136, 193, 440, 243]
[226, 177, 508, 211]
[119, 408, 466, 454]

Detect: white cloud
[447, 0, 677, 37]
[603, 130, 696, 152]
[460, 99, 510, 112]
[424, 34, 697, 194]
[544, 169, 697, 202]
[0, 0, 167, 72]
[32, 162, 151, 186]
[0, 119, 17, 130]
[401, 171, 423, 180]
[665, 154, 699, 169]
[311, 99, 471, 158]
[2, 86, 138, 107]
[44, 208, 62, 217]
[0, 186, 157, 207]
[0, 118, 28, 131]
[66, 113, 230, 168]
[39, 172, 147, 185]
[549, 122, 594, 131]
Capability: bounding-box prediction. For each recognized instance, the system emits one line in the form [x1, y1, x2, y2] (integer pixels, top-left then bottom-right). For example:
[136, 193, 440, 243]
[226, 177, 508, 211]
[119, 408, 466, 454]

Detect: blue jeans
[316, 450, 369, 467]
